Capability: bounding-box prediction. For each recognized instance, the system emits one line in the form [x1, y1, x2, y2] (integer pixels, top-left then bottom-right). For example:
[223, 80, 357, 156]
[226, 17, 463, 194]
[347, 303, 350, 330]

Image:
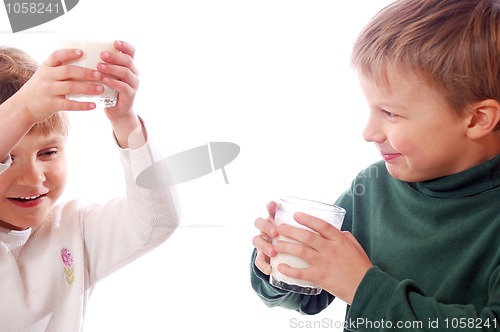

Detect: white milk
[59, 38, 118, 108]
[269, 197, 345, 295]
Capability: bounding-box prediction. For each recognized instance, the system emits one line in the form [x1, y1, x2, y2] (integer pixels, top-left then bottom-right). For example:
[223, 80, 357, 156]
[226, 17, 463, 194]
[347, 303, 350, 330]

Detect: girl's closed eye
[38, 149, 59, 160]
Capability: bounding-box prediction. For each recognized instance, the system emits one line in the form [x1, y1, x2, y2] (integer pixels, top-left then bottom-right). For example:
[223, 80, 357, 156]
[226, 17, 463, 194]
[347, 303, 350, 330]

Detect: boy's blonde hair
[351, 0, 500, 130]
[0, 46, 69, 136]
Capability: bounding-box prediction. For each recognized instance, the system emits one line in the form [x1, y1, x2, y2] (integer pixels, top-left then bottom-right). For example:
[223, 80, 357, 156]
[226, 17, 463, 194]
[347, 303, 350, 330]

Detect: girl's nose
[16, 162, 46, 185]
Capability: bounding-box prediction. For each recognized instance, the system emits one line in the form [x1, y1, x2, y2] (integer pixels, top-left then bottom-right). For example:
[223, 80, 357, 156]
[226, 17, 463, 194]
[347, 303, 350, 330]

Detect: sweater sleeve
[80, 135, 179, 286]
[0, 154, 12, 175]
[346, 264, 500, 331]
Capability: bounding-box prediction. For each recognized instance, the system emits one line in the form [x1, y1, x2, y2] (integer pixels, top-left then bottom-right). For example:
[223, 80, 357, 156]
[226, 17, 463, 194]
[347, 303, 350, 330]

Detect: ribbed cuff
[346, 266, 400, 330]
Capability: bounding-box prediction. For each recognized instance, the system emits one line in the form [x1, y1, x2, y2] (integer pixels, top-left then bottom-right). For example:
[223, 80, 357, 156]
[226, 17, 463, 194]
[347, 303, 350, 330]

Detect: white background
[2, 1, 393, 330]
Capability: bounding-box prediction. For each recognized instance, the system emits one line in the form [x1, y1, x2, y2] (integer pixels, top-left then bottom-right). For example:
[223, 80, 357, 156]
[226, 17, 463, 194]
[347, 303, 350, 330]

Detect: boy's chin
[385, 165, 424, 183]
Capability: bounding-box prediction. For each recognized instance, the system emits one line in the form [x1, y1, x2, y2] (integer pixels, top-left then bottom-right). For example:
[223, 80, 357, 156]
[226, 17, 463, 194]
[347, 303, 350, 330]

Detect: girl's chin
[0, 222, 29, 231]
[0, 217, 46, 230]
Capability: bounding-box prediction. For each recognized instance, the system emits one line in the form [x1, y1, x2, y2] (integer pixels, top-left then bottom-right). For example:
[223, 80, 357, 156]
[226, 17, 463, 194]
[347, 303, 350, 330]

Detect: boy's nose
[16, 163, 46, 185]
[362, 115, 386, 143]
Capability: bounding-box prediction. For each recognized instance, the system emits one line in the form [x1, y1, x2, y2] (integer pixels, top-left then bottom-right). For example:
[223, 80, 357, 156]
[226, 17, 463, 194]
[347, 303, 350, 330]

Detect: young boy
[250, 0, 500, 330]
[0, 42, 178, 330]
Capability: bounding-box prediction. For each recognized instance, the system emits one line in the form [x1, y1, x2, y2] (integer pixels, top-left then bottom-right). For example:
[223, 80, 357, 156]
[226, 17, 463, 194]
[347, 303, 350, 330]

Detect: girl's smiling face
[0, 133, 67, 230]
[360, 68, 485, 182]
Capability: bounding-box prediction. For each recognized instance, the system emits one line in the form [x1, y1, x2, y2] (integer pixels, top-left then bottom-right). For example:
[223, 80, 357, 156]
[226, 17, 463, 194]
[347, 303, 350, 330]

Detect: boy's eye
[382, 110, 396, 118]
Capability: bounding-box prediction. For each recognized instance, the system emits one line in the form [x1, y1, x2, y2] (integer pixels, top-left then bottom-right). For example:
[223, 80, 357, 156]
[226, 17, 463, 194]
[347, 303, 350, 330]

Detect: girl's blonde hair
[0, 46, 69, 136]
[351, 0, 500, 130]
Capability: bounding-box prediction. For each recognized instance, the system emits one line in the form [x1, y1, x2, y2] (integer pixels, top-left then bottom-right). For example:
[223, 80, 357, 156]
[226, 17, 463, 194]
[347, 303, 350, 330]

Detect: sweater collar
[0, 226, 32, 252]
[409, 155, 500, 198]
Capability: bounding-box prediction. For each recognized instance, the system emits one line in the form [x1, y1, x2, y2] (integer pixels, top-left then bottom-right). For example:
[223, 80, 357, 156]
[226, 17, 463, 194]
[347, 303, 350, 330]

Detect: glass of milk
[270, 197, 346, 295]
[59, 38, 118, 108]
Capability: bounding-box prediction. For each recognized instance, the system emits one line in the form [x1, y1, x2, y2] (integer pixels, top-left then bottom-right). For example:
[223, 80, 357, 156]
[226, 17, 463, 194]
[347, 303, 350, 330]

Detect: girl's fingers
[43, 49, 83, 67]
[101, 49, 139, 76]
[113, 40, 135, 59]
[55, 79, 104, 96]
[98, 63, 139, 90]
[59, 99, 97, 111]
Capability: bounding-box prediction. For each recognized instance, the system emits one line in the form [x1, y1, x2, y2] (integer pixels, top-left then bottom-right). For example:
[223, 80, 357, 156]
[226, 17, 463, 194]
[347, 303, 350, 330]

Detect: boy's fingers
[252, 234, 276, 258]
[294, 212, 342, 241]
[254, 217, 278, 238]
[254, 251, 272, 275]
[266, 200, 277, 217]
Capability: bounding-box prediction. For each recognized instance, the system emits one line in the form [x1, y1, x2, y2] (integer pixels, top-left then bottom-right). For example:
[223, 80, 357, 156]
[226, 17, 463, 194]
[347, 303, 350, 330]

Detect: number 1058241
[5, 2, 62, 14]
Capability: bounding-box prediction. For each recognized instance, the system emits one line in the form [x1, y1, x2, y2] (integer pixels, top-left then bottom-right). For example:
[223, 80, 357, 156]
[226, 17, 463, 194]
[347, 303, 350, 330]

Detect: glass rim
[278, 196, 346, 214]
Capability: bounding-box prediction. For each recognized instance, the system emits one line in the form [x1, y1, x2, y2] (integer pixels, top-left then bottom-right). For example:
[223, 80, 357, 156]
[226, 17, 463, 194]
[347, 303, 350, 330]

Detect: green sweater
[250, 155, 500, 331]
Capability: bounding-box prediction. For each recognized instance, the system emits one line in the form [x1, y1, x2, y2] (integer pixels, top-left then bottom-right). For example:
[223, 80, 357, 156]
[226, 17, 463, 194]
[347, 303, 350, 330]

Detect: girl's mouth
[8, 194, 47, 208]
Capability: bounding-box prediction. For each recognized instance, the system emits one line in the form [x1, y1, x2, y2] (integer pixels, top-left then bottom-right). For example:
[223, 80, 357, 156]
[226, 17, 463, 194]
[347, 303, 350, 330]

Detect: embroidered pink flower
[61, 248, 73, 267]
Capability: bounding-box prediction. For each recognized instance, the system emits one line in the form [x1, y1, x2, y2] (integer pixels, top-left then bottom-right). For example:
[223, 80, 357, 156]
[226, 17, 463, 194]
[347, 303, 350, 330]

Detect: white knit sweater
[0, 139, 179, 331]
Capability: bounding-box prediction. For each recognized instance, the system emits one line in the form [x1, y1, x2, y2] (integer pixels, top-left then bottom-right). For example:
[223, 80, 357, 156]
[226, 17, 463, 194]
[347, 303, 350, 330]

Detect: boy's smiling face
[0, 133, 67, 230]
[360, 68, 484, 182]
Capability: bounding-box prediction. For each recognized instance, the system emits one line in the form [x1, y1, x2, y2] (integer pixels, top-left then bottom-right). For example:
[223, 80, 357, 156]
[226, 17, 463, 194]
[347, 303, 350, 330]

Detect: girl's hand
[274, 212, 372, 304]
[97, 40, 143, 148]
[252, 201, 279, 275]
[99, 40, 139, 122]
[15, 48, 102, 124]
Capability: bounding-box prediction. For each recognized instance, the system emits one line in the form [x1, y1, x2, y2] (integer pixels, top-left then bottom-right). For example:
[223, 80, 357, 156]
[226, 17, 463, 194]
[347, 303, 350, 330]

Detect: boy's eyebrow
[380, 103, 406, 110]
[369, 101, 406, 111]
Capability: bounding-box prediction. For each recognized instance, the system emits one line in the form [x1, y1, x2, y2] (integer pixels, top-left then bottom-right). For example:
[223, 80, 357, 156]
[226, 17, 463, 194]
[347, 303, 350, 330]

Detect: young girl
[0, 42, 178, 330]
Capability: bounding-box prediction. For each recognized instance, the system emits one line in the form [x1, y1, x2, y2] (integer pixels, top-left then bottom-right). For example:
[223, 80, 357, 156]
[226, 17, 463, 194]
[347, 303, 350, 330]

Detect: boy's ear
[465, 99, 500, 139]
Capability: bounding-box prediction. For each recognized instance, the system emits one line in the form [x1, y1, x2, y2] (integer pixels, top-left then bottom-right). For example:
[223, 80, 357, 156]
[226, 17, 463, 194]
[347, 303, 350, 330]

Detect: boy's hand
[15, 49, 102, 124]
[274, 213, 372, 305]
[252, 201, 279, 275]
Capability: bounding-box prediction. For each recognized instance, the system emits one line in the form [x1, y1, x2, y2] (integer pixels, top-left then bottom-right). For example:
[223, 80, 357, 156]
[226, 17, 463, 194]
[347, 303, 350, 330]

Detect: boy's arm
[336, 167, 500, 331]
[346, 267, 500, 331]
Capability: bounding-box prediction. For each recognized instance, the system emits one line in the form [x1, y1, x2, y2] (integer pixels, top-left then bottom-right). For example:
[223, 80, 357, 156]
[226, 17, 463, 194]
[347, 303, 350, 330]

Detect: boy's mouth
[381, 153, 401, 162]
